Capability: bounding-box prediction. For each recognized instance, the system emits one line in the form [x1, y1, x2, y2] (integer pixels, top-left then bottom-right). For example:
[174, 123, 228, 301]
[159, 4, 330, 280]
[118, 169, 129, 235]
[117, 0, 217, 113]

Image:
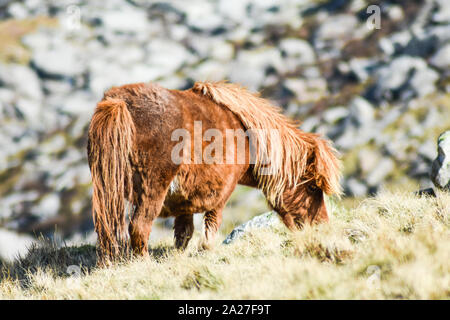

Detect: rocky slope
[0, 0, 449, 259]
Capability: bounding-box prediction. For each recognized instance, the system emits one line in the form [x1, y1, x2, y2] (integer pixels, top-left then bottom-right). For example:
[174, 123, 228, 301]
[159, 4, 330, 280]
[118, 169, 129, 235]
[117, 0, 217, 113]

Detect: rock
[322, 106, 349, 124]
[348, 58, 375, 82]
[223, 211, 282, 245]
[359, 149, 382, 174]
[0, 64, 42, 100]
[190, 61, 229, 82]
[314, 14, 360, 59]
[346, 178, 368, 197]
[279, 38, 316, 67]
[366, 158, 395, 187]
[0, 229, 34, 261]
[182, 1, 223, 31]
[316, 14, 359, 41]
[31, 40, 87, 78]
[429, 25, 450, 45]
[432, 0, 450, 23]
[31, 193, 61, 220]
[430, 44, 450, 69]
[15, 98, 42, 127]
[284, 78, 328, 103]
[379, 31, 412, 56]
[58, 91, 96, 115]
[431, 131, 450, 190]
[388, 5, 404, 21]
[210, 41, 234, 62]
[146, 39, 195, 75]
[418, 140, 437, 161]
[374, 56, 439, 101]
[415, 188, 436, 197]
[349, 97, 374, 126]
[101, 9, 149, 33]
[229, 48, 284, 91]
[335, 97, 375, 150]
[7, 2, 29, 19]
[218, 0, 249, 22]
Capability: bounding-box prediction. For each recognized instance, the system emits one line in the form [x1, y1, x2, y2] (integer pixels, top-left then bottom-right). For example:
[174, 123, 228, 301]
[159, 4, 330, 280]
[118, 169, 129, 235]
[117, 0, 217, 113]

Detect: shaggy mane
[192, 81, 342, 206]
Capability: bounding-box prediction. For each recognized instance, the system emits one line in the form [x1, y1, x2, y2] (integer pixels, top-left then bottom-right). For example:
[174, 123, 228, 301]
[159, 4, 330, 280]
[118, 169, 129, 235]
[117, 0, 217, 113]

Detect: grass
[0, 189, 449, 299]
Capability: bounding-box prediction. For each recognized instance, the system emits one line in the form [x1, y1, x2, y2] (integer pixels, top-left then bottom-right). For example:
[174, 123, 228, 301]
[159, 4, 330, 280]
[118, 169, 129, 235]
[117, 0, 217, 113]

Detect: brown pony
[87, 81, 341, 264]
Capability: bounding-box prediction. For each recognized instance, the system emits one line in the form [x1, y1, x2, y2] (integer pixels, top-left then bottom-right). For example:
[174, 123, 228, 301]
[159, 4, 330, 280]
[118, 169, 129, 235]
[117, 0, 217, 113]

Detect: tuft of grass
[182, 266, 224, 291]
[0, 190, 448, 299]
[0, 239, 96, 286]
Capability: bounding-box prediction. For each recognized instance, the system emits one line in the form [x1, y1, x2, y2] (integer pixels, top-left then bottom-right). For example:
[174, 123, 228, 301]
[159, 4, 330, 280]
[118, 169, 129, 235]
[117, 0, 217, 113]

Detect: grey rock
[15, 98, 42, 127]
[379, 31, 412, 56]
[349, 97, 374, 127]
[229, 48, 284, 91]
[375, 56, 439, 100]
[433, 0, 450, 23]
[359, 149, 382, 174]
[146, 39, 195, 75]
[346, 178, 368, 197]
[431, 131, 450, 190]
[415, 188, 436, 197]
[316, 14, 359, 41]
[348, 58, 375, 82]
[101, 8, 149, 33]
[323, 106, 349, 124]
[419, 139, 437, 161]
[223, 211, 282, 245]
[182, 1, 222, 31]
[429, 25, 450, 45]
[283, 78, 328, 103]
[366, 158, 395, 187]
[0, 229, 34, 261]
[7, 2, 29, 19]
[31, 193, 61, 220]
[0, 64, 42, 100]
[279, 38, 316, 67]
[430, 44, 450, 69]
[32, 41, 87, 77]
[335, 97, 375, 150]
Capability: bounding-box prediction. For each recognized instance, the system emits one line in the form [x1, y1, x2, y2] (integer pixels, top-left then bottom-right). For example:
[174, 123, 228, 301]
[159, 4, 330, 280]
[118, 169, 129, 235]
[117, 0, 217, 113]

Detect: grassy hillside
[0, 190, 448, 299]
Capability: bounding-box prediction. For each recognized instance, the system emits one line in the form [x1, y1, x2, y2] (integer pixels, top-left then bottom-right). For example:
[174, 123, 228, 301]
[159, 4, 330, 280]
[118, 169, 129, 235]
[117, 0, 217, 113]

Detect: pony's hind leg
[201, 209, 223, 250]
[129, 166, 176, 257]
[174, 214, 194, 250]
[129, 195, 166, 257]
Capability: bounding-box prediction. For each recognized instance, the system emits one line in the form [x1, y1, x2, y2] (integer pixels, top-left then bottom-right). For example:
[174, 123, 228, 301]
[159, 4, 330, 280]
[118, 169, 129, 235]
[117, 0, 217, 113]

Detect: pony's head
[279, 135, 342, 227]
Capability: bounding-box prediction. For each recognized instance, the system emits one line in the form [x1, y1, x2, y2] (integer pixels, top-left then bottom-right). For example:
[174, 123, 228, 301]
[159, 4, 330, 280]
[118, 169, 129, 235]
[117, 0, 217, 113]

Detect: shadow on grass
[0, 239, 175, 286]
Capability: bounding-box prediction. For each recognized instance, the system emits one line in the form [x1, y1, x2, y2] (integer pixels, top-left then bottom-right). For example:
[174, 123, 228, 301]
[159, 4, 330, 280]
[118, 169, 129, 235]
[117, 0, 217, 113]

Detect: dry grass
[0, 190, 448, 299]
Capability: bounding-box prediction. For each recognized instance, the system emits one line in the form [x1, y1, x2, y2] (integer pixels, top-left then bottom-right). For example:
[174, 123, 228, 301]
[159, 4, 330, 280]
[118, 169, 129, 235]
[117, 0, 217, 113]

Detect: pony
[87, 81, 342, 264]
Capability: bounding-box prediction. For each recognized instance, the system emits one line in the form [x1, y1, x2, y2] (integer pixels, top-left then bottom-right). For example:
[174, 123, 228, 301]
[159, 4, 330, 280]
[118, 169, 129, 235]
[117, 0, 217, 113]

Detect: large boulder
[431, 131, 450, 191]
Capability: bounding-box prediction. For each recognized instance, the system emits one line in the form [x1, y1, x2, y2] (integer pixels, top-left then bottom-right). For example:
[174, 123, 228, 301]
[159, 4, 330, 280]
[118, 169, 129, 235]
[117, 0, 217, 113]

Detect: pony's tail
[87, 97, 135, 265]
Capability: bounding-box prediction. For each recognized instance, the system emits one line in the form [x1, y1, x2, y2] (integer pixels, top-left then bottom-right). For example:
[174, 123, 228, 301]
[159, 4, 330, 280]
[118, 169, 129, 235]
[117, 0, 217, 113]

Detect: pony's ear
[312, 137, 342, 196]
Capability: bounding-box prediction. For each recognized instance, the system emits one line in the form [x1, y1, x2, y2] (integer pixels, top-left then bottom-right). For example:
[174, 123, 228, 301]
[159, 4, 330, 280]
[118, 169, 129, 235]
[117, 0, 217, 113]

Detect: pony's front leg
[200, 209, 223, 250]
[174, 214, 194, 250]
